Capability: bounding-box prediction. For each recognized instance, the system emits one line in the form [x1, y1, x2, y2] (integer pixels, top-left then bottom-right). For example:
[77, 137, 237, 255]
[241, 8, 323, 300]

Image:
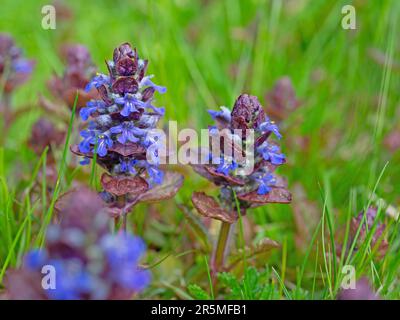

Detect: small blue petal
[79, 157, 91, 165]
[85, 74, 109, 92]
[24, 249, 47, 270]
[140, 76, 166, 94]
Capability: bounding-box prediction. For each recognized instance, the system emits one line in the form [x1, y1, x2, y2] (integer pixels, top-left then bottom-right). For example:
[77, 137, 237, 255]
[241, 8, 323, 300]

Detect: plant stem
[116, 195, 128, 232]
[122, 212, 127, 232]
[212, 221, 232, 276]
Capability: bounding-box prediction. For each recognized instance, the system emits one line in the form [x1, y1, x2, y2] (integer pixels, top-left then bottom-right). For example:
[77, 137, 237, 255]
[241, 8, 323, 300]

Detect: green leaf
[187, 284, 210, 300]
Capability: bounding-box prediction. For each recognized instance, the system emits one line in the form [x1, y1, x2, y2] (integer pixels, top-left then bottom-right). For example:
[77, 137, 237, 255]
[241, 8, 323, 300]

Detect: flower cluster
[28, 118, 64, 160]
[191, 94, 291, 224]
[336, 207, 389, 260]
[41, 44, 98, 120]
[0, 33, 34, 96]
[350, 207, 388, 258]
[4, 188, 150, 300]
[72, 43, 182, 218]
[28, 44, 96, 191]
[265, 77, 300, 122]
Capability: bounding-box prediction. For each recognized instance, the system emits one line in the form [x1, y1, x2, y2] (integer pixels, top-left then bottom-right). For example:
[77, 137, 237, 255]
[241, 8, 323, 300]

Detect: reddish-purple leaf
[106, 199, 138, 218]
[238, 187, 292, 205]
[231, 94, 266, 130]
[108, 142, 146, 157]
[140, 171, 183, 203]
[141, 87, 155, 102]
[116, 57, 137, 76]
[191, 192, 237, 224]
[111, 76, 138, 94]
[97, 84, 112, 105]
[113, 42, 134, 62]
[204, 166, 245, 186]
[101, 173, 148, 197]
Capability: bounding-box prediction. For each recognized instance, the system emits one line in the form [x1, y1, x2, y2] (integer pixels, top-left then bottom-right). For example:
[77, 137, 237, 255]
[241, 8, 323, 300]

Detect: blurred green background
[0, 0, 399, 299]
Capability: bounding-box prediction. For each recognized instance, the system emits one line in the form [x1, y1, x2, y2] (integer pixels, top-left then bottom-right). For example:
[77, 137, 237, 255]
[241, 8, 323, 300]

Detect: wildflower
[79, 100, 106, 121]
[96, 132, 113, 157]
[208, 106, 231, 122]
[350, 207, 389, 258]
[46, 44, 98, 110]
[192, 94, 291, 217]
[101, 234, 150, 291]
[28, 118, 65, 158]
[139, 75, 167, 93]
[4, 189, 150, 300]
[78, 129, 97, 154]
[0, 33, 35, 96]
[115, 93, 146, 117]
[190, 93, 291, 275]
[254, 173, 276, 195]
[258, 117, 282, 139]
[265, 76, 300, 122]
[257, 142, 285, 165]
[85, 73, 110, 91]
[27, 118, 65, 188]
[214, 156, 238, 176]
[71, 43, 183, 219]
[146, 164, 164, 185]
[119, 158, 137, 174]
[110, 122, 145, 144]
[80, 157, 91, 165]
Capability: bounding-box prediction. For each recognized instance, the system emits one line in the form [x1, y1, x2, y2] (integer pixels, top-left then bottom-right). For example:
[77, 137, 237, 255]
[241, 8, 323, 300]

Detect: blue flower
[147, 149, 160, 166]
[208, 125, 219, 136]
[13, 59, 33, 73]
[140, 76, 166, 94]
[80, 157, 91, 165]
[147, 165, 164, 185]
[208, 106, 231, 122]
[115, 93, 146, 117]
[78, 130, 97, 154]
[143, 130, 165, 166]
[46, 260, 94, 300]
[96, 133, 113, 157]
[146, 104, 165, 115]
[101, 234, 145, 266]
[259, 117, 282, 139]
[257, 143, 285, 165]
[101, 233, 151, 291]
[110, 122, 146, 144]
[255, 173, 276, 195]
[143, 130, 163, 147]
[80, 100, 106, 121]
[24, 249, 47, 270]
[214, 156, 238, 176]
[85, 73, 110, 92]
[120, 159, 137, 174]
